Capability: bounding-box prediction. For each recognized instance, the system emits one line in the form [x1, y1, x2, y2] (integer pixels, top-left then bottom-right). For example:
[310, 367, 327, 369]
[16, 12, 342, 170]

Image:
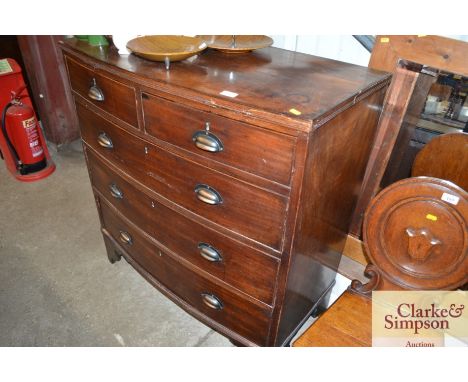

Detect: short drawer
[79, 102, 287, 250]
[88, 150, 279, 304]
[65, 56, 138, 128]
[142, 93, 296, 185]
[99, 202, 272, 346]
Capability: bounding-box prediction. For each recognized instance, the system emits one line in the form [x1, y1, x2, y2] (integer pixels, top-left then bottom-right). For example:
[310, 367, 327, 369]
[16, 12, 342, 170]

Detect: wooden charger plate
[126, 35, 207, 62]
[197, 35, 273, 53]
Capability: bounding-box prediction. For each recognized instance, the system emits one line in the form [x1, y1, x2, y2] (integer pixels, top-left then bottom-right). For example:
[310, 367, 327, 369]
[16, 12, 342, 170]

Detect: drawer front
[78, 102, 287, 250]
[88, 150, 279, 304]
[99, 202, 272, 345]
[142, 93, 296, 185]
[65, 56, 138, 128]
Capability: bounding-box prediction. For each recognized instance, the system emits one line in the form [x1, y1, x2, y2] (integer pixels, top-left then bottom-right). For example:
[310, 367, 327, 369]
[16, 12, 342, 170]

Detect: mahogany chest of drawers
[61, 38, 391, 346]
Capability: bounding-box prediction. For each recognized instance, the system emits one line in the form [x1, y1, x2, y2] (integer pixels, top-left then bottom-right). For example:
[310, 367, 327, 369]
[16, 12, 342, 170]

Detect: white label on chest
[441, 192, 459, 205]
[219, 90, 238, 98]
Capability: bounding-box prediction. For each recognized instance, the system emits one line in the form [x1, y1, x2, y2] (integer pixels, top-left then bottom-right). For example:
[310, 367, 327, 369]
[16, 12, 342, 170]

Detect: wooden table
[293, 290, 372, 347]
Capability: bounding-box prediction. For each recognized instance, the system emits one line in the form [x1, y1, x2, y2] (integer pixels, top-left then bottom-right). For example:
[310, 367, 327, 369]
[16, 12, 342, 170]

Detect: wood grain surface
[293, 290, 371, 347]
[412, 133, 468, 191]
[88, 149, 280, 304]
[61, 38, 390, 132]
[142, 91, 296, 186]
[66, 56, 138, 128]
[78, 102, 288, 250]
[370, 35, 468, 77]
[99, 202, 273, 346]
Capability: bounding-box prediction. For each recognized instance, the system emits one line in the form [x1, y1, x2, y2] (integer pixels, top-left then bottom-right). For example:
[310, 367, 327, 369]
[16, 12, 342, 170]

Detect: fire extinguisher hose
[1, 102, 22, 169]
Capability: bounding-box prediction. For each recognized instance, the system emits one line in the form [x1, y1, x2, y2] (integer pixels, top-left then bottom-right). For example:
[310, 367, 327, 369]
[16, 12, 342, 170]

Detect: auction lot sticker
[372, 291, 467, 347]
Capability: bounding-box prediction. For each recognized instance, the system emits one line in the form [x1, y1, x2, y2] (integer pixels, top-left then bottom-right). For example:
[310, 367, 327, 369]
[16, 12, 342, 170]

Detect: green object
[75, 35, 89, 41]
[0, 58, 13, 74]
[87, 35, 109, 47]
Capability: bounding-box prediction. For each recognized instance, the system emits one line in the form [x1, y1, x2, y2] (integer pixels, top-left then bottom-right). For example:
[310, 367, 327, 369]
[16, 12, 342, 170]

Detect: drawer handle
[97, 132, 113, 149]
[119, 230, 133, 245]
[192, 130, 223, 153]
[109, 183, 123, 199]
[88, 78, 105, 102]
[198, 243, 222, 262]
[194, 184, 223, 205]
[201, 293, 223, 310]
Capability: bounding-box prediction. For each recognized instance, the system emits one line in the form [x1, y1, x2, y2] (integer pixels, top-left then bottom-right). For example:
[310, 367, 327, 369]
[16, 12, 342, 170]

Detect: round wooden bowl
[197, 35, 273, 53]
[126, 35, 207, 62]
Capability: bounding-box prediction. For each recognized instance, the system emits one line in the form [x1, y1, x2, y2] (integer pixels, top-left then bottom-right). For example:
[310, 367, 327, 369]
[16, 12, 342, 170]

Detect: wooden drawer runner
[65, 56, 138, 128]
[78, 102, 288, 250]
[88, 150, 279, 304]
[142, 92, 296, 186]
[99, 201, 272, 345]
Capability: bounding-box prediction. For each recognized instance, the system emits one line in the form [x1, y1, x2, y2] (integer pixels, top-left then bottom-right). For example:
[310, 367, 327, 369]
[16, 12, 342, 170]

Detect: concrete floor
[0, 141, 232, 346]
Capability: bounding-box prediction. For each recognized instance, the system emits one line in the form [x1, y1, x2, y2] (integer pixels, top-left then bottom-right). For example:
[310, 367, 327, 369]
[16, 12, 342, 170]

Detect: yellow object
[426, 214, 438, 221]
[289, 108, 302, 116]
[380, 37, 390, 43]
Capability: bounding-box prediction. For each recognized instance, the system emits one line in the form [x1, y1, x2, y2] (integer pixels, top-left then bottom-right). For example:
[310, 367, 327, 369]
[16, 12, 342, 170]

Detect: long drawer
[87, 149, 279, 304]
[65, 56, 138, 128]
[99, 201, 272, 345]
[78, 101, 287, 250]
[142, 92, 296, 186]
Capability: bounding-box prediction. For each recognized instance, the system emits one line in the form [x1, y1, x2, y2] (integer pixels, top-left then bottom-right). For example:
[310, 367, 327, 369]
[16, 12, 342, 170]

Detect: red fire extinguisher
[1, 85, 48, 175]
[0, 58, 54, 182]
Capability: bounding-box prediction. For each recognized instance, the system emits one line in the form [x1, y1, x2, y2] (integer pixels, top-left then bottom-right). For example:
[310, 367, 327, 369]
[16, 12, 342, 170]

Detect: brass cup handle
[88, 78, 105, 102]
[192, 131, 223, 153]
[119, 231, 133, 245]
[201, 293, 223, 310]
[194, 184, 223, 205]
[109, 183, 123, 199]
[198, 243, 222, 262]
[97, 132, 113, 149]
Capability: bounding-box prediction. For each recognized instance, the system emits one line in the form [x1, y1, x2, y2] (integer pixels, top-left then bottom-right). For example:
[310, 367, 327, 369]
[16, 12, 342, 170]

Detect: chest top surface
[61, 38, 390, 131]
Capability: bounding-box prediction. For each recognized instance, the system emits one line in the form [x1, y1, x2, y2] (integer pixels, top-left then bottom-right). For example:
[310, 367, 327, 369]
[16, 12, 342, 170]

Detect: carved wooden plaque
[363, 177, 467, 290]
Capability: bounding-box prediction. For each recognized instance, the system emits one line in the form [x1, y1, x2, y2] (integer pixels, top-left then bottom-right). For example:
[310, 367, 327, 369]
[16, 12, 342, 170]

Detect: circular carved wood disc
[412, 133, 468, 192]
[363, 177, 468, 290]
